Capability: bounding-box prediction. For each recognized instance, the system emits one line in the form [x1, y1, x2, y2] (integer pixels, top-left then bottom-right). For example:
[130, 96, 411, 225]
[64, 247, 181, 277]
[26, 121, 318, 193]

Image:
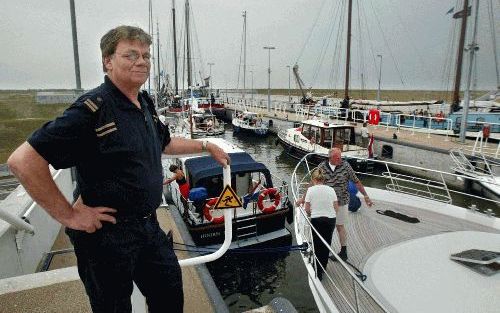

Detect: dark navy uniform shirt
[28, 76, 171, 217]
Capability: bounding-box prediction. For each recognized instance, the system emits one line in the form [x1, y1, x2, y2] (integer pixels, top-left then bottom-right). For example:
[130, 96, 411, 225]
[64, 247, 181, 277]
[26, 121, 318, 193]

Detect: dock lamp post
[249, 70, 254, 105]
[287, 65, 291, 104]
[376, 54, 383, 103]
[263, 46, 275, 112]
[207, 62, 215, 97]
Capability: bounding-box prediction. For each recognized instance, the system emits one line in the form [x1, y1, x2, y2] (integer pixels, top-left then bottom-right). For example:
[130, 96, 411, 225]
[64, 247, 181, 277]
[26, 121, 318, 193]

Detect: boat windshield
[195, 170, 272, 198]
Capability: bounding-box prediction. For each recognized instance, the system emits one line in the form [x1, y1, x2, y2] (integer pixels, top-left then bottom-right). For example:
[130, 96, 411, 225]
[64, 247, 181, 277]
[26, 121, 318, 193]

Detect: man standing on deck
[7, 25, 230, 313]
[317, 148, 373, 261]
[360, 122, 369, 148]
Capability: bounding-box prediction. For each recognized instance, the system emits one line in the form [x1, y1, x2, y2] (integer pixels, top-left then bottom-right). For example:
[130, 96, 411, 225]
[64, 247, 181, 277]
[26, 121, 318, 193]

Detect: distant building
[36, 90, 83, 104]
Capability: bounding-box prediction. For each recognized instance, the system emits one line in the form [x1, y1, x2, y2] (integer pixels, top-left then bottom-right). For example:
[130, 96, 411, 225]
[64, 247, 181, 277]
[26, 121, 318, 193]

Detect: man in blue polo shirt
[7, 25, 230, 313]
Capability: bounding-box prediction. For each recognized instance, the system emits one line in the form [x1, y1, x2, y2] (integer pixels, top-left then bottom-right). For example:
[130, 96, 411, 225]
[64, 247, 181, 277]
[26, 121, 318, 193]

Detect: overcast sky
[1, 0, 498, 91]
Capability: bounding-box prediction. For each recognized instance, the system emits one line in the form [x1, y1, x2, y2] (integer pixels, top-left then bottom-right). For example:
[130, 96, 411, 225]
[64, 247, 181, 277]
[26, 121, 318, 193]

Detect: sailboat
[167, 0, 225, 116]
[181, 92, 225, 138]
[231, 11, 270, 136]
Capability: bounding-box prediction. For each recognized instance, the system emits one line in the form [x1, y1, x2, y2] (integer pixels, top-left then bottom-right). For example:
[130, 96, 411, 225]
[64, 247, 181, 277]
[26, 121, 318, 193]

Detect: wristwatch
[201, 140, 208, 152]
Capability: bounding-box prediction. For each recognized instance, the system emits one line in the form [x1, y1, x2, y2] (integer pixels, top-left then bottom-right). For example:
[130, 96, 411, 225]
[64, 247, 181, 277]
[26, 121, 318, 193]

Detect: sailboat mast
[451, 0, 469, 112]
[343, 0, 353, 108]
[172, 0, 179, 95]
[243, 11, 247, 99]
[459, 0, 480, 143]
[185, 0, 192, 90]
[148, 0, 153, 93]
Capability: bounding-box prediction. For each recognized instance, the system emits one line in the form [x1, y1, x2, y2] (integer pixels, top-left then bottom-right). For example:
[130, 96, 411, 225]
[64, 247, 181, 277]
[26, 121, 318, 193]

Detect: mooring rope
[172, 241, 308, 254]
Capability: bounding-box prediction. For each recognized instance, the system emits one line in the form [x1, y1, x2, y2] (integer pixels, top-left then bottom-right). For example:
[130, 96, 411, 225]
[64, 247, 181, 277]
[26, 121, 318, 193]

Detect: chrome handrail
[0, 209, 34, 235]
[178, 164, 232, 267]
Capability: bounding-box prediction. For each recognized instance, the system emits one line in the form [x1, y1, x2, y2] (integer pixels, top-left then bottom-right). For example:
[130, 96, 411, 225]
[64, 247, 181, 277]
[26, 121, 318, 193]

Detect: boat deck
[320, 200, 500, 313]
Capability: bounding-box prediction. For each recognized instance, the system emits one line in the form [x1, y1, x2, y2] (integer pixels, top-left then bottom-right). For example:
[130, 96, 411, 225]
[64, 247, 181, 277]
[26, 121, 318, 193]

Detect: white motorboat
[277, 119, 369, 166]
[182, 111, 225, 138]
[232, 111, 269, 136]
[163, 138, 291, 248]
[291, 153, 500, 313]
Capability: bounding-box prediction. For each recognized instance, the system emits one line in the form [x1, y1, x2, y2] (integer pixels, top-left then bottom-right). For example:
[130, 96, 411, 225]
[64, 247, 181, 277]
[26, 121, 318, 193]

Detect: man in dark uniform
[7, 25, 230, 313]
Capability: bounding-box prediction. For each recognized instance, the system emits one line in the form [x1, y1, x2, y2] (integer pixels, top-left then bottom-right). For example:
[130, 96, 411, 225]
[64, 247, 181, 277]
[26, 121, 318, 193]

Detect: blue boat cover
[185, 152, 271, 185]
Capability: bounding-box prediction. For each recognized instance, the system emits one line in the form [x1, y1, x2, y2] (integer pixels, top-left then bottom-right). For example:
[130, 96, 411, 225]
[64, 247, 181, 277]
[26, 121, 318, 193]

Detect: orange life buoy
[368, 109, 380, 125]
[435, 112, 444, 123]
[203, 197, 224, 224]
[483, 124, 491, 139]
[257, 188, 281, 214]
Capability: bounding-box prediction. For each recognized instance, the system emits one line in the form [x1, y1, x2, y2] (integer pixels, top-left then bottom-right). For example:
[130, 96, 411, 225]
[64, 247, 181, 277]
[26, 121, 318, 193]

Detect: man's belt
[114, 211, 155, 223]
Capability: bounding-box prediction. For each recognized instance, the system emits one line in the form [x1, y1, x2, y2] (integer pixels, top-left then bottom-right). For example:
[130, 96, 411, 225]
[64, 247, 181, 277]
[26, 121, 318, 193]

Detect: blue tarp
[185, 152, 271, 185]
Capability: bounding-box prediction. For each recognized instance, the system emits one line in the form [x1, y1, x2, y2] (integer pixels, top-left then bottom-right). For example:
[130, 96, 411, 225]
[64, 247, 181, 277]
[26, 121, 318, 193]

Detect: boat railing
[312, 107, 456, 140]
[353, 155, 500, 208]
[394, 114, 453, 139]
[0, 170, 71, 235]
[381, 171, 452, 203]
[0, 204, 34, 235]
[450, 148, 486, 174]
[471, 129, 500, 159]
[294, 153, 500, 213]
[461, 119, 500, 134]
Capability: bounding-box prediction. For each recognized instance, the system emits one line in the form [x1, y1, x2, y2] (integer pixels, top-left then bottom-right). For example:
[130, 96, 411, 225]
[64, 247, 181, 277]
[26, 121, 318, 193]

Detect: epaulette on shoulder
[82, 94, 104, 113]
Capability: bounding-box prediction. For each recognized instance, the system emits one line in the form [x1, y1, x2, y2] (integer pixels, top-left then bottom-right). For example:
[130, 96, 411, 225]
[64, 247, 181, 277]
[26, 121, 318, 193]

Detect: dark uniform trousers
[67, 214, 183, 313]
[311, 217, 336, 279]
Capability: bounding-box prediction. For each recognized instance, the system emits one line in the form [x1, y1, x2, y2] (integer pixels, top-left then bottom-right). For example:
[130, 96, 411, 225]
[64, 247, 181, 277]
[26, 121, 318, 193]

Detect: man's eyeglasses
[116, 51, 151, 63]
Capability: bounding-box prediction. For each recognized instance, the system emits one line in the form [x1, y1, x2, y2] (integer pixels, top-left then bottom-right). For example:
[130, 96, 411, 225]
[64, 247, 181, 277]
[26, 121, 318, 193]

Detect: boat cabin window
[322, 128, 334, 149]
[194, 176, 224, 199]
[311, 127, 320, 143]
[333, 128, 353, 151]
[251, 171, 268, 190]
[294, 134, 300, 143]
[301, 124, 312, 139]
[235, 171, 269, 197]
[235, 172, 251, 197]
[302, 125, 320, 142]
[193, 171, 270, 199]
